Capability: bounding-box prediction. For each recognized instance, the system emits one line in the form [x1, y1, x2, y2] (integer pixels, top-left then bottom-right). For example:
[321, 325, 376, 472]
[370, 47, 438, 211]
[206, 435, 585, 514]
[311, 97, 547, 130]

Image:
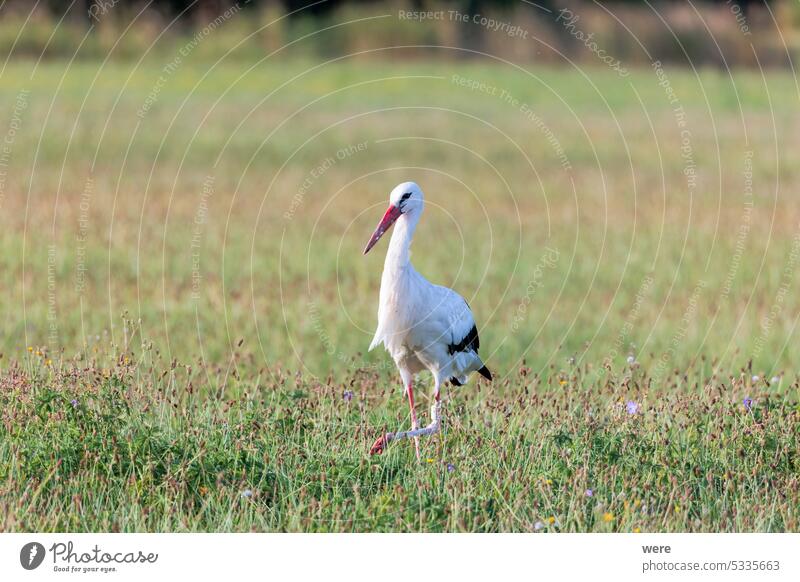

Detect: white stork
[363, 182, 492, 458]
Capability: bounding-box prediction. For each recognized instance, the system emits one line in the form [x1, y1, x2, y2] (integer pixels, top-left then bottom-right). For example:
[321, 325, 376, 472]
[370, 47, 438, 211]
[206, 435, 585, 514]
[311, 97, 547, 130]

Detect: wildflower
[70, 399, 78, 409]
[626, 355, 635, 364]
[559, 379, 568, 386]
[633, 527, 641, 533]
[602, 512, 614, 522]
[241, 489, 253, 499]
[547, 516, 556, 525]
[27, 346, 33, 352]
[446, 463, 455, 473]
[199, 486, 208, 495]
[545, 479, 552, 485]
[343, 390, 354, 402]
[426, 458, 434, 463]
[771, 376, 780, 384]
[533, 521, 544, 531]
[742, 396, 753, 411]
[751, 375, 759, 383]
[585, 488, 593, 497]
[626, 401, 640, 415]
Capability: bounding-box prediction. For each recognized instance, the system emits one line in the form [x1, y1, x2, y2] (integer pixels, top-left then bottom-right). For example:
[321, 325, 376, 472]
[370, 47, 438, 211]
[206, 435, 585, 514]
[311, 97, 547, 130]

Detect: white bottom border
[1, 533, 798, 581]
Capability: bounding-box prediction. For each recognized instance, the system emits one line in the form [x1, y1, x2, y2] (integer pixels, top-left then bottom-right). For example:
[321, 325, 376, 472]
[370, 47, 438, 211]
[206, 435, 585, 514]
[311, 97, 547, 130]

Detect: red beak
[363, 204, 402, 255]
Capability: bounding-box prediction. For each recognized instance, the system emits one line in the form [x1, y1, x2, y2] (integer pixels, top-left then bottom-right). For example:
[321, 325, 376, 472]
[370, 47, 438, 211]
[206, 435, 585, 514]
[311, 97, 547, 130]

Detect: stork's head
[363, 182, 424, 255]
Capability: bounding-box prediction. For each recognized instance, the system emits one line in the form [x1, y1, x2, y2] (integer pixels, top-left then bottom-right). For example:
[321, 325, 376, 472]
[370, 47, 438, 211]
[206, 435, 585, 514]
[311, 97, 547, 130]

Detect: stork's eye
[401, 192, 412, 201]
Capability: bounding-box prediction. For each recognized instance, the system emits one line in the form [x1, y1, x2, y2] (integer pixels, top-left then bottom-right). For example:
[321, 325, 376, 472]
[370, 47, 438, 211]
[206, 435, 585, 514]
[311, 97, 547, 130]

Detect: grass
[1, 351, 797, 532]
[0, 56, 799, 531]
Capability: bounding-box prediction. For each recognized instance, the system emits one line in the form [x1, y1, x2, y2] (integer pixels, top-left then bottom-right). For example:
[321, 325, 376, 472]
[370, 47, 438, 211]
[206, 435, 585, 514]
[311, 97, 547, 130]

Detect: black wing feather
[447, 324, 480, 355]
[447, 300, 493, 384]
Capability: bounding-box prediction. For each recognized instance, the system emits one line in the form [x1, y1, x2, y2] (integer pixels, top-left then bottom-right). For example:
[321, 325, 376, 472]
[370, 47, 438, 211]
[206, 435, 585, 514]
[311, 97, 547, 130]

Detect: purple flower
[585, 488, 593, 497]
[70, 399, 78, 409]
[626, 401, 640, 415]
[743, 396, 753, 411]
[446, 463, 456, 473]
[343, 390, 354, 402]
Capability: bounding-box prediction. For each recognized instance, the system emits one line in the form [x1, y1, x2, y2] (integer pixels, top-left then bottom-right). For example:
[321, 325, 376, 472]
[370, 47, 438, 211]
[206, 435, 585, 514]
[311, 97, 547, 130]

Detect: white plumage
[363, 182, 492, 457]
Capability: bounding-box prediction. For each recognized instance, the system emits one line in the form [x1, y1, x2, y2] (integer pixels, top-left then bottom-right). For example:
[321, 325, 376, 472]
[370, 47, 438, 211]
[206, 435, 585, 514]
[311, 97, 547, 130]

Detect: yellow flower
[27, 346, 33, 352]
[46, 359, 52, 366]
[545, 479, 552, 485]
[199, 486, 208, 495]
[602, 512, 614, 522]
[559, 379, 567, 386]
[674, 504, 681, 512]
[633, 527, 641, 533]
[426, 458, 434, 463]
[547, 516, 555, 525]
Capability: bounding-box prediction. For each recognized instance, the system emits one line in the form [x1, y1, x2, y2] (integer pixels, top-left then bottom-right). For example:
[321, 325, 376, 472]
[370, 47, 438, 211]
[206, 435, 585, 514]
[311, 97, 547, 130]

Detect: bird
[363, 181, 492, 459]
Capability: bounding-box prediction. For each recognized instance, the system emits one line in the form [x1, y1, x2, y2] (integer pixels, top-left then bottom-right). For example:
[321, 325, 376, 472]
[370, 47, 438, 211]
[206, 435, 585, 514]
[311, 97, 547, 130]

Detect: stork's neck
[383, 212, 419, 273]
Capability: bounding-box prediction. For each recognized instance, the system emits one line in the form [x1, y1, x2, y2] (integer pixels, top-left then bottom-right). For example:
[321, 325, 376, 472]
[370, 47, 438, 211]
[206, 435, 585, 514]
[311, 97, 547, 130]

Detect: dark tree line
[36, 0, 770, 24]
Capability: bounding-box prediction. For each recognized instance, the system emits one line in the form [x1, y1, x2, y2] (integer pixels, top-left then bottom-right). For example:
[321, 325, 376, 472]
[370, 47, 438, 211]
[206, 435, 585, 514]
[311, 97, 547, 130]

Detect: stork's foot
[369, 434, 389, 455]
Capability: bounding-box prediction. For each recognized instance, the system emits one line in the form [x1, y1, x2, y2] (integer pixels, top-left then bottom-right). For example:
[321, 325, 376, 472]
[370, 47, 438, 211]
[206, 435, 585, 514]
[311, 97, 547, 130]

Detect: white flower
[241, 489, 253, 499]
[534, 521, 544, 531]
[626, 355, 635, 364]
[771, 376, 780, 383]
[751, 375, 760, 382]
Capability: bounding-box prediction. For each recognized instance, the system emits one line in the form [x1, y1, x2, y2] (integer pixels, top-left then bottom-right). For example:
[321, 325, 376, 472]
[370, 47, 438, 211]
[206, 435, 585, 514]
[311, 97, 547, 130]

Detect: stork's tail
[368, 331, 383, 352]
[477, 365, 492, 381]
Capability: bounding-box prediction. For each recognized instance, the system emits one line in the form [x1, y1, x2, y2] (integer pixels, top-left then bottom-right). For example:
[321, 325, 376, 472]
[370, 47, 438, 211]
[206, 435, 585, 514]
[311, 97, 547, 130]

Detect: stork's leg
[384, 395, 442, 442]
[369, 369, 418, 457]
[368, 373, 446, 456]
[430, 389, 442, 434]
[428, 376, 442, 436]
[378, 376, 443, 444]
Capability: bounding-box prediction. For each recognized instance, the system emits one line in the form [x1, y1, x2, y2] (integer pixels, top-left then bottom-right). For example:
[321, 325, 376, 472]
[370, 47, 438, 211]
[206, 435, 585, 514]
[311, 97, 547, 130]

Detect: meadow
[0, 56, 798, 531]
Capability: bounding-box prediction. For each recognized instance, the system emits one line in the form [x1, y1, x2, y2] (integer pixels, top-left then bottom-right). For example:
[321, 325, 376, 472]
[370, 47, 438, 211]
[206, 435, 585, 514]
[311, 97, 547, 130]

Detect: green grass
[0, 57, 799, 531]
[1, 352, 797, 531]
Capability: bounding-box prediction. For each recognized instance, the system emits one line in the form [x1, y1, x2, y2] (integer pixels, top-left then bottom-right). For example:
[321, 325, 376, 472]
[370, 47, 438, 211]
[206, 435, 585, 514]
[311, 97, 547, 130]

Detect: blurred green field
[0, 57, 798, 531]
[3, 59, 800, 375]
